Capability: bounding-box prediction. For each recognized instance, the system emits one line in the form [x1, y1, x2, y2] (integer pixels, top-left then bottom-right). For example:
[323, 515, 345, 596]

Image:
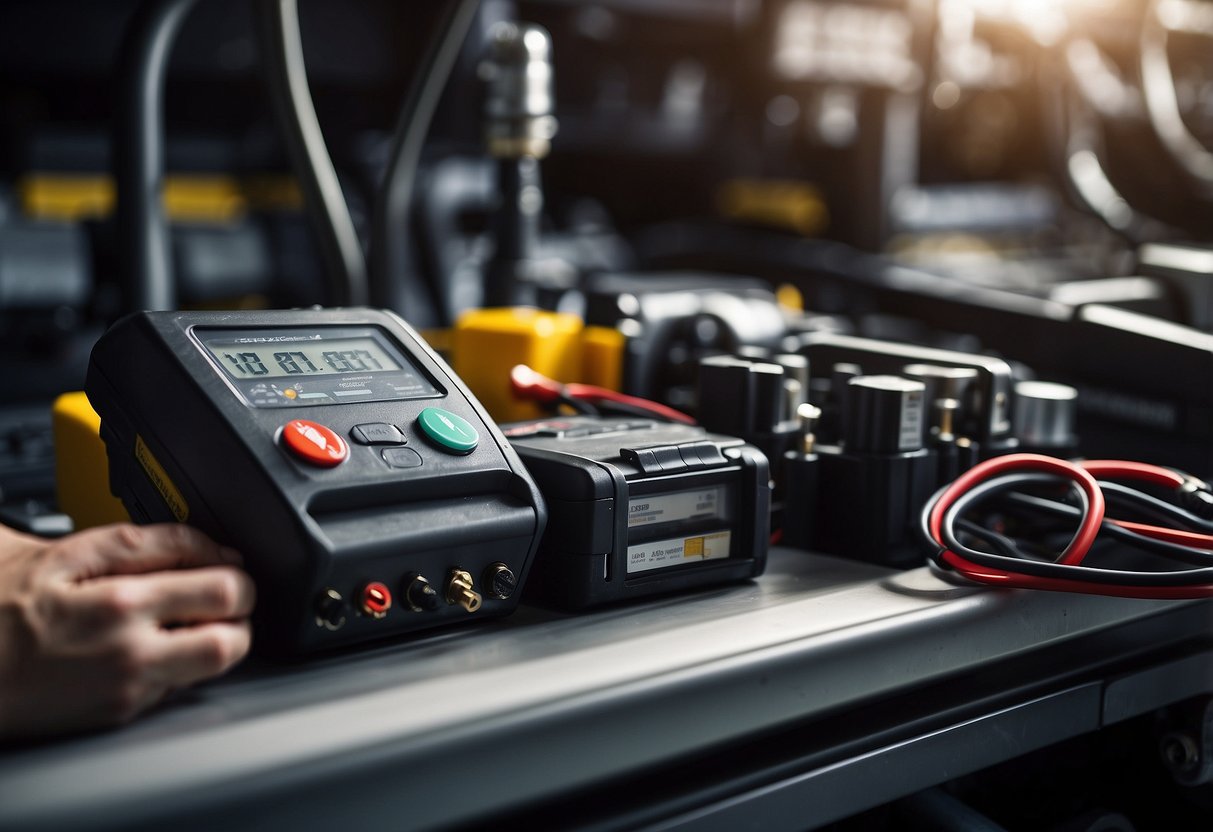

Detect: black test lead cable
[257, 0, 369, 307]
[920, 453, 1213, 598]
[370, 0, 481, 325]
[114, 0, 199, 314]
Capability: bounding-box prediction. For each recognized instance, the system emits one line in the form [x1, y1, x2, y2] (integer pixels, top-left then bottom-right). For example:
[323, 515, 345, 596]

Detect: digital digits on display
[206, 336, 401, 380]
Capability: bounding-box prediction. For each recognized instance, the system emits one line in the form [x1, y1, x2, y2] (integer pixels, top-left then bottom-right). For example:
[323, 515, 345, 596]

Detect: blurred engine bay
[2, 2, 1213, 824]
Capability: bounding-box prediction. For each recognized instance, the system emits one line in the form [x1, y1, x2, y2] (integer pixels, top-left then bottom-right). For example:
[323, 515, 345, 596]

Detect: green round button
[417, 407, 479, 454]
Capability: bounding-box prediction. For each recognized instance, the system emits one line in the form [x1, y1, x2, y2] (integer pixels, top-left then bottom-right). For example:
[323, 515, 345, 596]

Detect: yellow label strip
[134, 435, 189, 522]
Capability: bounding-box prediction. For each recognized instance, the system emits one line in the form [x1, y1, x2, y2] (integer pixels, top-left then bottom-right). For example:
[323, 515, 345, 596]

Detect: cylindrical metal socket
[481, 22, 558, 158]
[315, 588, 346, 631]
[445, 569, 483, 613]
[844, 375, 927, 454]
[482, 562, 518, 600]
[1014, 380, 1078, 448]
[773, 353, 810, 391]
[797, 402, 822, 454]
[902, 363, 978, 399]
[934, 397, 961, 440]
[359, 582, 392, 619]
[902, 364, 978, 415]
[773, 354, 809, 422]
[404, 575, 441, 612]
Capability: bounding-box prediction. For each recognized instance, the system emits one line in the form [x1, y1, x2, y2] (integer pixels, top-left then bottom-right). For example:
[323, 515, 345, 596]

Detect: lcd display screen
[203, 337, 401, 380]
[196, 327, 442, 407]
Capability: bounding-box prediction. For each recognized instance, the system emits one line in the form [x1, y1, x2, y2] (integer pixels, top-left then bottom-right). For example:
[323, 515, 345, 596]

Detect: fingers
[143, 567, 256, 623]
[56, 523, 242, 581]
[75, 566, 256, 626]
[0, 596, 253, 738]
[0, 522, 255, 740]
[62, 586, 253, 723]
[90, 621, 252, 728]
[145, 620, 252, 691]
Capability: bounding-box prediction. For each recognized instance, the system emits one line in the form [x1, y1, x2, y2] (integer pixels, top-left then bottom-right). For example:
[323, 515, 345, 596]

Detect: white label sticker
[626, 530, 732, 574]
[899, 388, 925, 451]
[628, 488, 725, 529]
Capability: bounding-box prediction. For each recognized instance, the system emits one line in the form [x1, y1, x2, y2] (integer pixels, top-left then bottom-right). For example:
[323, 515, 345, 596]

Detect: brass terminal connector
[934, 397, 960, 441]
[445, 569, 482, 613]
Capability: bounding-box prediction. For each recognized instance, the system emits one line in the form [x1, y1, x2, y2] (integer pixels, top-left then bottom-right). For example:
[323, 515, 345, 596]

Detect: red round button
[282, 419, 348, 467]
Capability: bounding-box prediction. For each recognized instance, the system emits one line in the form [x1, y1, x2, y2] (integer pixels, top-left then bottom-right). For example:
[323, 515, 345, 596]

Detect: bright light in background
[1066, 38, 1139, 119]
[932, 0, 1138, 98]
[936, 0, 1022, 89]
[773, 1, 921, 91]
[942, 0, 1129, 47]
[1156, 0, 1213, 34]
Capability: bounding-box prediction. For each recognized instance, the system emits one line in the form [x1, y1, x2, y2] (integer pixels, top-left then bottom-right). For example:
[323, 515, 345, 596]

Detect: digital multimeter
[503, 416, 770, 609]
[86, 309, 547, 656]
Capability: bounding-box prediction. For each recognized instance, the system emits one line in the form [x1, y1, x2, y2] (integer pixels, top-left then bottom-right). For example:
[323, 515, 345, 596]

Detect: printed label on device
[134, 434, 189, 521]
[627, 487, 726, 529]
[627, 530, 731, 574]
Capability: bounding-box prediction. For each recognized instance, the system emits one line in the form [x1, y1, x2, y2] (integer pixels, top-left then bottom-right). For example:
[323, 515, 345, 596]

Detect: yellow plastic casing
[52, 392, 129, 530]
[452, 308, 584, 422]
[579, 325, 626, 392]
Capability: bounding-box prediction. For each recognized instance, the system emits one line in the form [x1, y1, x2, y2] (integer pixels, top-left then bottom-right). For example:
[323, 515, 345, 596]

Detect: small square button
[382, 448, 424, 469]
[351, 423, 407, 446]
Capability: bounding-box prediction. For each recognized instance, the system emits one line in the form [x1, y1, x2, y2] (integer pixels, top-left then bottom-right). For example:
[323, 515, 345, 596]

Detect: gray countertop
[1, 549, 1209, 831]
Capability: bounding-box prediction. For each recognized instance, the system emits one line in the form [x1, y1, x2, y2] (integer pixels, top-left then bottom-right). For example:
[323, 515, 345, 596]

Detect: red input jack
[360, 582, 392, 619]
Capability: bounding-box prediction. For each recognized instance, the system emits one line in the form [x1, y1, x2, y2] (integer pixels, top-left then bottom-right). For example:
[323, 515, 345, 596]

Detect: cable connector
[509, 364, 696, 424]
[1179, 477, 1213, 520]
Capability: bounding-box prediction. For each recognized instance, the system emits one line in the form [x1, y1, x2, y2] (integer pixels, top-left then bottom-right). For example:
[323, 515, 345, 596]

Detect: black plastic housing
[812, 444, 937, 567]
[505, 416, 770, 609]
[799, 332, 1020, 456]
[86, 308, 547, 657]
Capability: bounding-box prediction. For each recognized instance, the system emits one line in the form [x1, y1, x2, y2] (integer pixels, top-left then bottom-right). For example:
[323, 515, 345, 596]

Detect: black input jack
[482, 563, 517, 600]
[404, 575, 441, 612]
[315, 588, 347, 630]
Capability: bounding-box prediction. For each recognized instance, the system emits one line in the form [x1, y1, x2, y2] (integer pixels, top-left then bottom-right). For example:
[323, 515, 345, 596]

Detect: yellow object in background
[18, 173, 303, 223]
[20, 175, 115, 222]
[775, 283, 805, 313]
[715, 178, 829, 237]
[579, 325, 626, 392]
[453, 308, 585, 422]
[53, 392, 129, 530]
[417, 327, 454, 361]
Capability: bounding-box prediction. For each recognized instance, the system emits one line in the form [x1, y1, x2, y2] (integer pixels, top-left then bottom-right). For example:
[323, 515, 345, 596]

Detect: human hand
[0, 522, 255, 741]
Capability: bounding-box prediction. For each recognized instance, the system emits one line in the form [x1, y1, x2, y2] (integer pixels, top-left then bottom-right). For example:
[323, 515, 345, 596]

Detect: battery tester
[505, 416, 770, 609]
[86, 308, 547, 656]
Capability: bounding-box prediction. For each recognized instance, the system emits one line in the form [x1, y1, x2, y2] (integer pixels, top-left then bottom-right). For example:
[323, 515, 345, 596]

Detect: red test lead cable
[1078, 459, 1213, 548]
[509, 365, 696, 425]
[928, 454, 1104, 568]
[923, 453, 1213, 599]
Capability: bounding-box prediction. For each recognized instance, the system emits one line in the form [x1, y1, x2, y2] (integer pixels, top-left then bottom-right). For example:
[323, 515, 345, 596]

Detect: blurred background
[3, 3, 1213, 828]
[3, 0, 1213, 505]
